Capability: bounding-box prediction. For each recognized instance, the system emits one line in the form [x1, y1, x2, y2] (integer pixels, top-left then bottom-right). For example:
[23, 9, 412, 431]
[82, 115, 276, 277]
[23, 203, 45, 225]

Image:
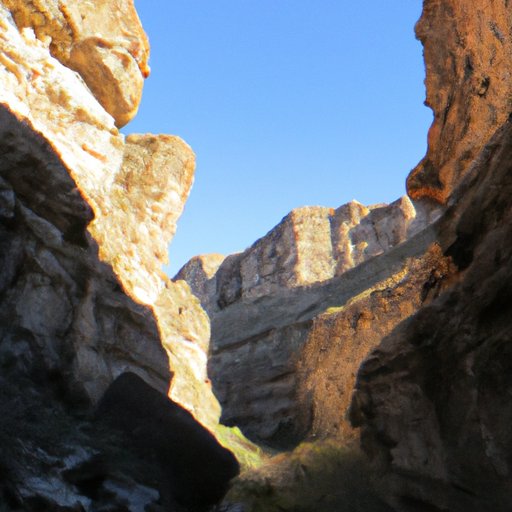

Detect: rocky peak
[177, 195, 423, 317]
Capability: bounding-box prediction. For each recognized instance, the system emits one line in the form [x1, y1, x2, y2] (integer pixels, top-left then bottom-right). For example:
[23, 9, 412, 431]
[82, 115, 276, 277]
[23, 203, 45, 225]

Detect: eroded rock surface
[0, 0, 220, 428]
[177, 196, 433, 448]
[351, 118, 512, 512]
[3, 0, 150, 126]
[0, 1, 231, 508]
[177, 196, 421, 316]
[297, 244, 456, 443]
[407, 0, 512, 203]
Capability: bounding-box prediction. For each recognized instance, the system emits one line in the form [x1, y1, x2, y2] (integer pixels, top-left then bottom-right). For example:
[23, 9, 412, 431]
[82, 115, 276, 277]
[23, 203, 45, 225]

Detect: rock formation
[351, 117, 512, 512]
[180, 1, 512, 510]
[176, 196, 438, 448]
[3, 0, 150, 126]
[0, 1, 243, 508]
[4, 0, 512, 510]
[407, 0, 512, 204]
[0, 0, 220, 428]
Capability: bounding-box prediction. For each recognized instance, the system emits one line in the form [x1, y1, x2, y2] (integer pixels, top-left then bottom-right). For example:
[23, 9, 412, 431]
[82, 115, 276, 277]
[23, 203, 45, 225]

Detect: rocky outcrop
[3, 0, 150, 126]
[177, 196, 435, 448]
[296, 244, 456, 443]
[0, 2, 242, 508]
[0, 0, 220, 429]
[178, 197, 424, 315]
[407, 0, 512, 204]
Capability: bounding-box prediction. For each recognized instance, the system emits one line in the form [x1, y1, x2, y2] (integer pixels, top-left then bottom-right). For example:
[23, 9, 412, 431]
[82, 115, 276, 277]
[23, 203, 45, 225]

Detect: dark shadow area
[0, 105, 238, 511]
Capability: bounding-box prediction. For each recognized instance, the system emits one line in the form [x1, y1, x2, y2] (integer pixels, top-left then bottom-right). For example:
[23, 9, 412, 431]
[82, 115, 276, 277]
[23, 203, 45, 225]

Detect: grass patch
[226, 440, 393, 512]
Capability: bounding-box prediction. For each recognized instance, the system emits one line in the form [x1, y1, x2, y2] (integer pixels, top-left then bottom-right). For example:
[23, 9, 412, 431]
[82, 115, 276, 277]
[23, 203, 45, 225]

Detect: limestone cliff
[5, 0, 512, 510]
[176, 197, 436, 448]
[0, 2, 239, 509]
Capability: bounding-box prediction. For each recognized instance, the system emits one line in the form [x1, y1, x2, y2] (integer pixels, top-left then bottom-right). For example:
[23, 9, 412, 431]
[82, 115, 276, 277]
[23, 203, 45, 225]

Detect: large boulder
[3, 0, 150, 126]
[97, 372, 240, 511]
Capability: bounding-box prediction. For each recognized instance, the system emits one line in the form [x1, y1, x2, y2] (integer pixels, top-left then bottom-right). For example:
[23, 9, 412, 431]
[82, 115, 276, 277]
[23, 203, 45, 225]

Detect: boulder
[3, 0, 150, 126]
[97, 372, 240, 511]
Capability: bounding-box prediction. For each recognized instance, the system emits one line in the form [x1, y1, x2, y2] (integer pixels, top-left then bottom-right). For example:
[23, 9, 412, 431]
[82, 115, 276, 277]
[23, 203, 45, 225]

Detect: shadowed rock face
[97, 373, 240, 512]
[0, 0, 231, 507]
[351, 118, 512, 511]
[407, 0, 512, 204]
[296, 244, 456, 444]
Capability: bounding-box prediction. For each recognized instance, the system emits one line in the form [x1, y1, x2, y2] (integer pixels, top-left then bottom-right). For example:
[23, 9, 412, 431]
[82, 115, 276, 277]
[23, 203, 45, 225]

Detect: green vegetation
[215, 424, 267, 470]
[226, 440, 393, 512]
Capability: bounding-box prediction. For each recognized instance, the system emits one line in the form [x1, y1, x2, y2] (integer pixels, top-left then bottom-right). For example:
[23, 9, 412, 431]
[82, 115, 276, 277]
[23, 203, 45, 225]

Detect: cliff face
[351, 119, 512, 512]
[5, 0, 512, 510]
[176, 197, 436, 448]
[0, 0, 220, 427]
[407, 0, 512, 204]
[0, 2, 238, 509]
[181, 1, 512, 510]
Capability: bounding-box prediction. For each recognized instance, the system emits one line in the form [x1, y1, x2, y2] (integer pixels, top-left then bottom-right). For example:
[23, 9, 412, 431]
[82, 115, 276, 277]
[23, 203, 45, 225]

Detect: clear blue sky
[125, 1, 431, 276]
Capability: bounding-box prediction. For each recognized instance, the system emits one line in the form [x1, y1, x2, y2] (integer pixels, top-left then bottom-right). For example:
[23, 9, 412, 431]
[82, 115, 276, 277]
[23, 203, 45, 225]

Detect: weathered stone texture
[178, 196, 433, 448]
[3, 0, 150, 126]
[352, 120, 512, 511]
[407, 0, 512, 203]
[178, 196, 420, 316]
[297, 244, 456, 443]
[0, 0, 219, 428]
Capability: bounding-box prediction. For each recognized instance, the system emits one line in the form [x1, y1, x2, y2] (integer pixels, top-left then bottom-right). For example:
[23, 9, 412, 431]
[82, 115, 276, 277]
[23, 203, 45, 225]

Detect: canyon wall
[176, 197, 442, 448]
[0, 2, 242, 509]
[4, 0, 512, 510]
[407, 0, 512, 204]
[182, 1, 512, 510]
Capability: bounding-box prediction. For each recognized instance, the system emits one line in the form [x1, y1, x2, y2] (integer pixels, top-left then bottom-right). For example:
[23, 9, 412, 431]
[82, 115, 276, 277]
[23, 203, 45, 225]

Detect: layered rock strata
[177, 196, 436, 448]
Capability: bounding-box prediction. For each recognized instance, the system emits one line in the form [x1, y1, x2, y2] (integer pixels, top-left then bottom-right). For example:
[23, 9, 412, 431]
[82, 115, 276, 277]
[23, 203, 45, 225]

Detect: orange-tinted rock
[352, 119, 512, 511]
[407, 0, 512, 203]
[297, 245, 455, 443]
[3, 0, 150, 126]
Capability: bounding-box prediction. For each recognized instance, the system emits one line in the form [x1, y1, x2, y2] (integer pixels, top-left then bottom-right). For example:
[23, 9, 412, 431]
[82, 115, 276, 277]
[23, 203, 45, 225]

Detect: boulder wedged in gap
[96, 372, 240, 512]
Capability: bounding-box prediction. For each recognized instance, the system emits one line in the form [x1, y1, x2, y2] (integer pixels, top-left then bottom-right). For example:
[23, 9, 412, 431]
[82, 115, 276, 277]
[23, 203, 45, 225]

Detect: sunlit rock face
[0, 0, 228, 507]
[178, 196, 421, 315]
[3, 0, 150, 127]
[0, 0, 219, 430]
[177, 196, 435, 448]
[407, 0, 512, 204]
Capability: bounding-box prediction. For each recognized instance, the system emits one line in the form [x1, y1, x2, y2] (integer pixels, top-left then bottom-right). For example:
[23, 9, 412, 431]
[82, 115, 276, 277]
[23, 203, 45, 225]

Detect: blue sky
[126, 1, 431, 275]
